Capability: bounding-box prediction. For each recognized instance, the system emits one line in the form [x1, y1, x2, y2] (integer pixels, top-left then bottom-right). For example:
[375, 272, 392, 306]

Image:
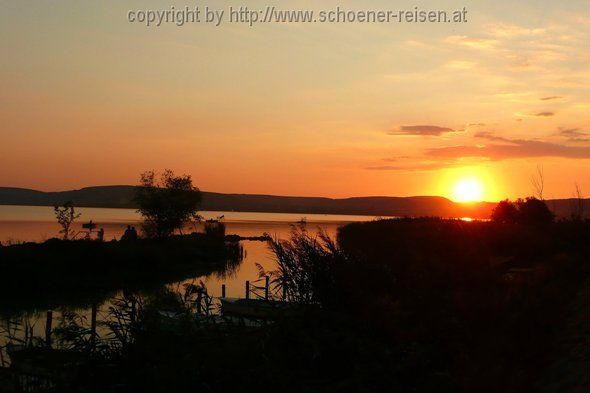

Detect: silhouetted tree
[517, 197, 554, 225]
[491, 197, 554, 225]
[491, 199, 519, 224]
[54, 202, 81, 240]
[135, 170, 202, 238]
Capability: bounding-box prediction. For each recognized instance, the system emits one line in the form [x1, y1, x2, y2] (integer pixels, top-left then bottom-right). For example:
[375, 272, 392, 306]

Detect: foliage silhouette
[204, 220, 226, 239]
[491, 197, 554, 225]
[0, 234, 243, 315]
[264, 224, 345, 305]
[5, 218, 590, 392]
[135, 170, 201, 238]
[53, 202, 81, 240]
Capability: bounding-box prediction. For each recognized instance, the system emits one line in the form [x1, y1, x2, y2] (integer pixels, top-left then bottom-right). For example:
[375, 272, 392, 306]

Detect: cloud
[445, 35, 498, 50]
[534, 111, 555, 117]
[541, 96, 563, 101]
[365, 155, 461, 172]
[559, 128, 590, 142]
[366, 162, 455, 172]
[427, 133, 590, 160]
[382, 156, 412, 161]
[472, 131, 507, 141]
[389, 125, 457, 136]
[514, 111, 556, 118]
[445, 60, 477, 70]
[485, 23, 546, 38]
[560, 128, 586, 137]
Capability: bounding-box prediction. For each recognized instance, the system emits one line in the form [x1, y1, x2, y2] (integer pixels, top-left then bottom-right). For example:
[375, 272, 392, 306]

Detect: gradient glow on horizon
[1, 0, 590, 201]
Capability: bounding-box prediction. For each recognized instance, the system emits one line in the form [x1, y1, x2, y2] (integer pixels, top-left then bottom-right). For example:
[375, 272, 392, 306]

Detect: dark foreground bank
[2, 217, 590, 392]
[0, 234, 243, 314]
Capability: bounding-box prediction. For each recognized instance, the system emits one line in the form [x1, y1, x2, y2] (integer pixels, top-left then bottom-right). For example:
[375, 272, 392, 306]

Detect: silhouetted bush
[266, 224, 345, 304]
[517, 197, 554, 225]
[135, 170, 201, 238]
[491, 197, 554, 225]
[491, 199, 519, 223]
[333, 217, 588, 392]
[204, 220, 226, 238]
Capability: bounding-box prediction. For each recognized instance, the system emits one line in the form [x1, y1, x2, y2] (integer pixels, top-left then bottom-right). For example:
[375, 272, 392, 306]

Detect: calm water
[0, 205, 382, 363]
[0, 205, 380, 300]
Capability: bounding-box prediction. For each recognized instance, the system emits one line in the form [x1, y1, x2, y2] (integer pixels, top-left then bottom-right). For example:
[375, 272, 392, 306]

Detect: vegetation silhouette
[0, 171, 242, 316]
[262, 224, 346, 305]
[53, 202, 81, 240]
[491, 197, 554, 225]
[0, 234, 243, 316]
[570, 183, 585, 220]
[204, 219, 226, 239]
[135, 170, 202, 238]
[2, 196, 590, 392]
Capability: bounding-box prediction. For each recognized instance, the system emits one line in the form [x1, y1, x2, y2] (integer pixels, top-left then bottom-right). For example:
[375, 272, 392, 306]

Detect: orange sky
[1, 1, 590, 201]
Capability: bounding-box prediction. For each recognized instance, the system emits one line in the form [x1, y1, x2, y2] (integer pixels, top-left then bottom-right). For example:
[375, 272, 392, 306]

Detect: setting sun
[452, 178, 484, 202]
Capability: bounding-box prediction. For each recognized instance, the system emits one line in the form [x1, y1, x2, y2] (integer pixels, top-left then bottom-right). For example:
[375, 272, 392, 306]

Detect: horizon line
[4, 184, 586, 204]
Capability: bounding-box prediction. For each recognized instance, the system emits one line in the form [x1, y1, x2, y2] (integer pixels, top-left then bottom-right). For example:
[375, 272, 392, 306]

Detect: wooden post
[245, 280, 250, 300]
[221, 284, 226, 298]
[130, 297, 137, 323]
[282, 280, 287, 301]
[90, 304, 97, 350]
[196, 291, 203, 314]
[45, 310, 53, 347]
[265, 276, 270, 300]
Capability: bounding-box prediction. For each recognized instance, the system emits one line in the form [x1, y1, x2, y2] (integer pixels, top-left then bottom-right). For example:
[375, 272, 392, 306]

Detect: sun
[452, 178, 484, 202]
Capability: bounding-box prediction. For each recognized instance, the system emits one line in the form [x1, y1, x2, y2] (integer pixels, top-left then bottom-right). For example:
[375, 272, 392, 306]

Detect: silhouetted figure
[97, 228, 105, 242]
[121, 225, 138, 242]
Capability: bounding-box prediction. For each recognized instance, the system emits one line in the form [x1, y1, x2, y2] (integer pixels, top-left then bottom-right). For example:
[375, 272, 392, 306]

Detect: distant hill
[0, 186, 138, 209]
[1, 185, 586, 219]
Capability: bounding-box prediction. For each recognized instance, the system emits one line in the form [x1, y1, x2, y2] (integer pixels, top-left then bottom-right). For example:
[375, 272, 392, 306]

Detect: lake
[0, 205, 380, 302]
[0, 205, 382, 364]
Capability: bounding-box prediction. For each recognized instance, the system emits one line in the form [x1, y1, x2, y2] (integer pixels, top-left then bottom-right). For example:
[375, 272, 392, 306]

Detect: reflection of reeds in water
[0, 314, 40, 367]
[0, 236, 245, 370]
[0, 268, 230, 364]
[211, 241, 244, 280]
[0, 282, 221, 363]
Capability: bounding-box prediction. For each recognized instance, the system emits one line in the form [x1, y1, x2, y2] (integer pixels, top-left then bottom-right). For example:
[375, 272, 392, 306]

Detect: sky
[1, 0, 590, 201]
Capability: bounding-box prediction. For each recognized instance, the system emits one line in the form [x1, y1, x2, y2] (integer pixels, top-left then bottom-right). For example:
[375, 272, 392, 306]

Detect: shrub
[135, 170, 201, 238]
[491, 197, 554, 225]
[204, 220, 226, 238]
[266, 225, 345, 305]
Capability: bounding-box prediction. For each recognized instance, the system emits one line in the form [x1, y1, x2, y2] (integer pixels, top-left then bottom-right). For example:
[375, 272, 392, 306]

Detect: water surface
[0, 205, 382, 363]
[0, 205, 379, 299]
